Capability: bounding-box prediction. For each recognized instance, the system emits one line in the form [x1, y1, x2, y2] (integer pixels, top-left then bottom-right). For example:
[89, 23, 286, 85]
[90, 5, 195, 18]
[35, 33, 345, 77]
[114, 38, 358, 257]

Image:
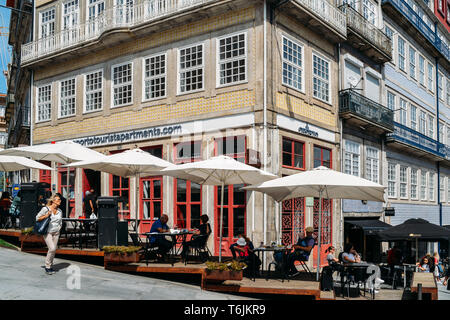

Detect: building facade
[381, 0, 450, 232]
[20, 0, 346, 265]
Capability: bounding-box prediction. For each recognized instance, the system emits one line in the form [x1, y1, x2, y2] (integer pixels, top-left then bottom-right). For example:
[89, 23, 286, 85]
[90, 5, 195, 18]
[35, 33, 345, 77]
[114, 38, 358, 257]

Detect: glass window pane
[191, 182, 201, 202]
[177, 179, 187, 202]
[283, 139, 291, 153]
[191, 204, 201, 229]
[153, 201, 161, 219]
[142, 180, 150, 199]
[217, 185, 228, 205]
[176, 204, 186, 229]
[143, 201, 150, 219]
[234, 184, 245, 205]
[233, 207, 245, 237]
[153, 179, 161, 199]
[283, 153, 291, 166]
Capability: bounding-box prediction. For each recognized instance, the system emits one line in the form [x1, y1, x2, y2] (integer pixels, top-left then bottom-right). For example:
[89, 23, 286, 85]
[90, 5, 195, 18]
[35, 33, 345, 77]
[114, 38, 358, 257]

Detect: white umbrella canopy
[243, 166, 386, 280]
[161, 155, 277, 262]
[0, 155, 54, 172]
[0, 140, 106, 164]
[66, 148, 174, 231]
[0, 140, 106, 217]
[243, 166, 386, 202]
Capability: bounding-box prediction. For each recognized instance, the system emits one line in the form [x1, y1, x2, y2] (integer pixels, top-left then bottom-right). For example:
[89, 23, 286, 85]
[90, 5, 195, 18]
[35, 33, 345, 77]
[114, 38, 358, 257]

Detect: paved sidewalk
[0, 247, 252, 300]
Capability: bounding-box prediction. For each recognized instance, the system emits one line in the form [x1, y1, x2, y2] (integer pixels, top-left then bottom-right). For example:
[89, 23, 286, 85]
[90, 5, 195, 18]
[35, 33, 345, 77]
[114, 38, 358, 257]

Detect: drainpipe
[263, 0, 268, 247]
[337, 43, 344, 252]
[435, 56, 442, 227]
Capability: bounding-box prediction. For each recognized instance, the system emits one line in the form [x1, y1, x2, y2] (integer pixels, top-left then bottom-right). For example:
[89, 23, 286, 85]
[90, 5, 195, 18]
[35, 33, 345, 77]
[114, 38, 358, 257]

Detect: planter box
[104, 252, 139, 264]
[20, 234, 45, 243]
[204, 269, 243, 282]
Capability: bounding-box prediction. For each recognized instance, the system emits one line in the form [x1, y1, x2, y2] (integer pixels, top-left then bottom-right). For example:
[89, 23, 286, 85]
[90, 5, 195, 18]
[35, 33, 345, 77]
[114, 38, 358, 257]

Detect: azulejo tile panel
[33, 90, 256, 143]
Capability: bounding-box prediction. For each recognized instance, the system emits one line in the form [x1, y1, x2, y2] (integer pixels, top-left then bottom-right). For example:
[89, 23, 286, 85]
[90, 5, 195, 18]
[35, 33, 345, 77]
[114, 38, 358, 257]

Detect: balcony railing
[293, 0, 347, 37]
[439, 144, 450, 161]
[340, 4, 392, 59]
[386, 122, 445, 158]
[22, 0, 217, 64]
[339, 89, 394, 131]
[382, 0, 450, 62]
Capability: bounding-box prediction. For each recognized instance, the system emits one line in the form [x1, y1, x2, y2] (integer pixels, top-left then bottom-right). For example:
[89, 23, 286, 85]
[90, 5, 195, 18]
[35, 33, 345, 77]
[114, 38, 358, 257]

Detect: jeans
[44, 232, 60, 269]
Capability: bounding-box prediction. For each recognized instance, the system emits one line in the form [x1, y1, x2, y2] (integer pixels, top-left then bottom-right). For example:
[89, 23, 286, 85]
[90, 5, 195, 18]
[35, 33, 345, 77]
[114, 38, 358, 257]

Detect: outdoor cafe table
[342, 262, 378, 299]
[144, 230, 195, 257]
[253, 246, 289, 281]
[61, 218, 98, 250]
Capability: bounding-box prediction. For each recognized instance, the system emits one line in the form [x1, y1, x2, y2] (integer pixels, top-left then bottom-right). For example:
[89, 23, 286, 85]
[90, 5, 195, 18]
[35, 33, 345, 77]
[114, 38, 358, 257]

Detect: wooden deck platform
[411, 272, 438, 300]
[204, 278, 325, 300]
[0, 228, 21, 238]
[22, 246, 104, 257]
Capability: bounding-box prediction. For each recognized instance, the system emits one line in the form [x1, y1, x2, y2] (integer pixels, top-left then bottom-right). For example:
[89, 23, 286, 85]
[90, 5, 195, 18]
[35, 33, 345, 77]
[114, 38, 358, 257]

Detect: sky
[0, 1, 11, 94]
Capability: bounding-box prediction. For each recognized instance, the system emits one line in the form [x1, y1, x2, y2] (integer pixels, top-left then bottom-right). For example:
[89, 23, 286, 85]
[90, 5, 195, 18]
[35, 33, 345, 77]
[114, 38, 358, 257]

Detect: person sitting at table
[285, 226, 316, 277]
[180, 214, 211, 262]
[341, 243, 361, 264]
[233, 236, 261, 277]
[326, 245, 340, 265]
[417, 256, 430, 272]
[230, 234, 254, 260]
[149, 214, 174, 261]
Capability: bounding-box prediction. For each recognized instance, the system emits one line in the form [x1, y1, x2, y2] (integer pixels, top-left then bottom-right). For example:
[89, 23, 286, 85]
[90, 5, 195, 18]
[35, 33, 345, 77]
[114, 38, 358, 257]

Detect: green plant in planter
[102, 246, 141, 254]
[205, 261, 247, 271]
[21, 227, 34, 235]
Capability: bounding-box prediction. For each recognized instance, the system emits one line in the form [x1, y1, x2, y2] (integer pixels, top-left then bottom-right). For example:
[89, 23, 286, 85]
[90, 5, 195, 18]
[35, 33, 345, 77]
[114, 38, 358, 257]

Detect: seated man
[285, 226, 315, 276]
[230, 234, 254, 260]
[149, 214, 174, 260]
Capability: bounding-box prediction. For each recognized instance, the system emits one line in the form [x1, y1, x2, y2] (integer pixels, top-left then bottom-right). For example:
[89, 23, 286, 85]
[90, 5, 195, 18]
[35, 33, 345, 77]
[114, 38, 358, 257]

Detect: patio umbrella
[243, 166, 386, 280]
[161, 155, 277, 262]
[66, 148, 174, 231]
[0, 155, 54, 172]
[0, 140, 106, 216]
[377, 218, 450, 262]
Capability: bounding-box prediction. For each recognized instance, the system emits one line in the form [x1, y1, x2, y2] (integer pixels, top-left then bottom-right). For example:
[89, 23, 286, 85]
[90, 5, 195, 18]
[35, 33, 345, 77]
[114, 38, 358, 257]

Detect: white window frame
[281, 35, 305, 93]
[438, 72, 444, 101]
[177, 42, 205, 95]
[409, 46, 416, 79]
[439, 175, 445, 203]
[419, 110, 427, 135]
[419, 55, 425, 86]
[429, 172, 435, 201]
[388, 162, 397, 198]
[142, 52, 167, 102]
[61, 0, 79, 32]
[216, 32, 247, 88]
[83, 69, 103, 113]
[410, 104, 417, 131]
[39, 7, 55, 39]
[111, 61, 133, 108]
[384, 25, 394, 61]
[362, 0, 377, 25]
[411, 168, 418, 200]
[448, 176, 450, 204]
[420, 170, 427, 201]
[58, 77, 76, 119]
[344, 140, 360, 177]
[428, 114, 434, 139]
[36, 84, 52, 123]
[399, 165, 408, 199]
[447, 78, 450, 105]
[312, 52, 331, 104]
[387, 90, 395, 111]
[398, 36, 406, 72]
[365, 146, 379, 183]
[427, 62, 434, 92]
[399, 98, 407, 125]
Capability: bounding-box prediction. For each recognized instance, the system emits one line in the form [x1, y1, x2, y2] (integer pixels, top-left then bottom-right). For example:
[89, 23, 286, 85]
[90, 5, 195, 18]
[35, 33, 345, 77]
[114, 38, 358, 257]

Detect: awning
[345, 219, 391, 235]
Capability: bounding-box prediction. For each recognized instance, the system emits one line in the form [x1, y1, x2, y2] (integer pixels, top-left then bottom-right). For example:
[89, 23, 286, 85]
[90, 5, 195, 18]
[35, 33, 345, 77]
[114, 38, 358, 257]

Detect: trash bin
[97, 196, 124, 248]
[19, 182, 51, 229]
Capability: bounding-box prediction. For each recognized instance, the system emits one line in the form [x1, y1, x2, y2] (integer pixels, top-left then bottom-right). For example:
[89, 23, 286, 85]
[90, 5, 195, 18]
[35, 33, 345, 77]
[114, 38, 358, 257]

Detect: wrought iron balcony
[22, 0, 217, 64]
[340, 4, 392, 62]
[339, 89, 394, 133]
[382, 0, 450, 63]
[386, 122, 445, 159]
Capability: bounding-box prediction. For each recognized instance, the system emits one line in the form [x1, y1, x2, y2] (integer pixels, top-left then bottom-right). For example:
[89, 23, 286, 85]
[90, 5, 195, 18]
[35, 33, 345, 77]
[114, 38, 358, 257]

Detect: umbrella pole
[316, 188, 323, 282]
[219, 181, 225, 263]
[66, 166, 70, 218]
[135, 174, 140, 233]
[416, 238, 418, 263]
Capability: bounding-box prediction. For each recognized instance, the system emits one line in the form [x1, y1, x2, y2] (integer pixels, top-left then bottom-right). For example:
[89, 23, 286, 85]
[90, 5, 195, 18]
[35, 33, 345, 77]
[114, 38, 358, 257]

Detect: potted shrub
[204, 261, 246, 282]
[103, 246, 141, 264]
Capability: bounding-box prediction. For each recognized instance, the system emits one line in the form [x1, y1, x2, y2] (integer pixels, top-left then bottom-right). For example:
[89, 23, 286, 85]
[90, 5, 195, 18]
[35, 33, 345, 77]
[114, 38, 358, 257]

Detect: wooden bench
[411, 272, 438, 300]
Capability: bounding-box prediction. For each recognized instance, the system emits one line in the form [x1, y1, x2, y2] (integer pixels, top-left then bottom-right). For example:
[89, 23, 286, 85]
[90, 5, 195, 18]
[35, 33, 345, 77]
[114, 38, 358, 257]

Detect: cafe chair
[130, 232, 159, 266]
[184, 234, 212, 265]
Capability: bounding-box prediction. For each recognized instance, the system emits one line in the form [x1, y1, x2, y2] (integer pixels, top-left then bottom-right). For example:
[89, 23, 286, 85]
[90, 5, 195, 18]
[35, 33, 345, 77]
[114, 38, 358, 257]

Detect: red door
[214, 184, 246, 257]
[281, 197, 305, 246]
[312, 198, 332, 267]
[39, 161, 52, 184]
[139, 176, 162, 234]
[58, 167, 75, 217]
[110, 175, 130, 220]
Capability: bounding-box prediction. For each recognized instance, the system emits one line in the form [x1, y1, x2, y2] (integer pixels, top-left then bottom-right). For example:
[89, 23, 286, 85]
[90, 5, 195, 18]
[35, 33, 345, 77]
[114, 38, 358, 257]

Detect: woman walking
[36, 194, 63, 275]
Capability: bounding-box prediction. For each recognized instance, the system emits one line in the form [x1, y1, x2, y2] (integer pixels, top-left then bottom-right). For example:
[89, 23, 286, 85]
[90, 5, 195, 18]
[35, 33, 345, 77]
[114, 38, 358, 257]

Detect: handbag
[34, 208, 51, 235]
